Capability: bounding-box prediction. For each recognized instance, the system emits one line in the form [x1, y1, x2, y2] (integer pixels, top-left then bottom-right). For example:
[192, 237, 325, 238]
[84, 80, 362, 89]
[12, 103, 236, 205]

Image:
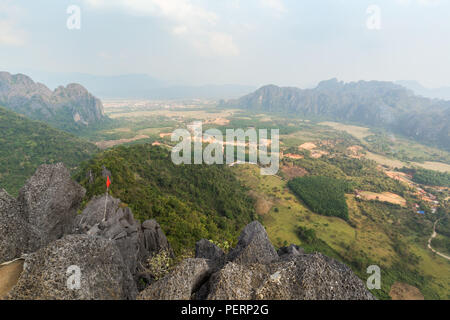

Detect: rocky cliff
[0, 163, 374, 300]
[222, 79, 450, 151]
[0, 71, 106, 132]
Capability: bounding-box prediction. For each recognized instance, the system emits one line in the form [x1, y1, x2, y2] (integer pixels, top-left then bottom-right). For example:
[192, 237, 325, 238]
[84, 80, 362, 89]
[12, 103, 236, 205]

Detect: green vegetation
[404, 168, 450, 187]
[0, 106, 98, 195]
[235, 152, 449, 299]
[288, 176, 350, 221]
[436, 216, 450, 237]
[75, 144, 256, 253]
[327, 157, 407, 194]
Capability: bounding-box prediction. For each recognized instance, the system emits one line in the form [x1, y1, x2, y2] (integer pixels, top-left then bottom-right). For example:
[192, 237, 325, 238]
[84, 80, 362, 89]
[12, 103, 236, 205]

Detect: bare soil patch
[298, 142, 317, 151]
[204, 118, 230, 126]
[347, 145, 363, 158]
[0, 260, 24, 299]
[159, 132, 172, 138]
[248, 191, 273, 215]
[389, 282, 424, 300]
[310, 150, 329, 159]
[283, 153, 304, 160]
[95, 135, 150, 149]
[359, 191, 407, 207]
[281, 164, 308, 179]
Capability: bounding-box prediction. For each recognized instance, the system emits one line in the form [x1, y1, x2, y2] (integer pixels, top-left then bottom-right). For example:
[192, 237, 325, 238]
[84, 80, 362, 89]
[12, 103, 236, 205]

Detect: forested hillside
[406, 168, 450, 187]
[0, 106, 99, 195]
[75, 144, 256, 253]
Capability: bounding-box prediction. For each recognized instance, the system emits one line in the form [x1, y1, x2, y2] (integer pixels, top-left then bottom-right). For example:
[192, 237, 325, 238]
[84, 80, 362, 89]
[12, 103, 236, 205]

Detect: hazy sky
[1, 0, 449, 87]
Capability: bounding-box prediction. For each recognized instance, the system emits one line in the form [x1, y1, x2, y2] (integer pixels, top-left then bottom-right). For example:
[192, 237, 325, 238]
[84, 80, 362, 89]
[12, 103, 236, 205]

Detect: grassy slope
[0, 106, 99, 195]
[233, 164, 450, 300]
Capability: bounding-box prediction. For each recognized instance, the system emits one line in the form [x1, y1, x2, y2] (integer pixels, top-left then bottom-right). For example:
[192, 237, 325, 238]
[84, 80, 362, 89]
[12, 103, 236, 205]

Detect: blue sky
[1, 0, 449, 87]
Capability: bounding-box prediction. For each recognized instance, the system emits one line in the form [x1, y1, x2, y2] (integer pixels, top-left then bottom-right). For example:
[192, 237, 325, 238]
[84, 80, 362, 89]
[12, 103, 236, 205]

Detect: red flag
[106, 176, 111, 189]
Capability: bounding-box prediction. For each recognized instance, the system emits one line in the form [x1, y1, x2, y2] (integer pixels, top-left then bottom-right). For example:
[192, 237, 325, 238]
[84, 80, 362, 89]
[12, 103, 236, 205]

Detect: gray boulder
[101, 165, 112, 179]
[277, 244, 305, 261]
[0, 189, 29, 263]
[137, 258, 214, 300]
[206, 253, 375, 300]
[141, 219, 173, 257]
[73, 196, 172, 277]
[195, 239, 225, 262]
[204, 262, 269, 300]
[6, 235, 137, 300]
[18, 163, 85, 249]
[73, 195, 142, 276]
[226, 221, 278, 265]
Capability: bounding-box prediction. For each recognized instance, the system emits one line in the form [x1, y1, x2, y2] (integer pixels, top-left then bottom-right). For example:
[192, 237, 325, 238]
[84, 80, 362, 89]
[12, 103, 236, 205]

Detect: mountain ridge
[221, 79, 450, 151]
[0, 71, 107, 132]
[12, 70, 256, 100]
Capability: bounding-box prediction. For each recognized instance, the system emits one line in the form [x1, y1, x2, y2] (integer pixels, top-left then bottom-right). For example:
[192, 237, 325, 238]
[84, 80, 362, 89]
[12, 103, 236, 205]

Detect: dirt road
[427, 219, 450, 261]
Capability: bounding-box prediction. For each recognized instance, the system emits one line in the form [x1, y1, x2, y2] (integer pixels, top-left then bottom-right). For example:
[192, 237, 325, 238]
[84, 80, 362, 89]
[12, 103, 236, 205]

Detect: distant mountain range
[0, 72, 107, 132]
[396, 80, 450, 100]
[14, 71, 255, 100]
[221, 79, 450, 151]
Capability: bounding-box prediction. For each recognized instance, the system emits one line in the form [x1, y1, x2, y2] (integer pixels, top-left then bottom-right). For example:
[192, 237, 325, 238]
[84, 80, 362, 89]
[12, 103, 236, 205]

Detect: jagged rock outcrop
[0, 71, 106, 131]
[1, 164, 174, 299]
[0, 163, 85, 263]
[277, 244, 305, 261]
[137, 259, 214, 300]
[5, 235, 137, 300]
[205, 253, 374, 300]
[18, 163, 86, 250]
[73, 196, 172, 276]
[139, 221, 375, 301]
[195, 239, 225, 262]
[141, 219, 173, 257]
[0, 189, 30, 263]
[73, 195, 142, 275]
[226, 221, 278, 265]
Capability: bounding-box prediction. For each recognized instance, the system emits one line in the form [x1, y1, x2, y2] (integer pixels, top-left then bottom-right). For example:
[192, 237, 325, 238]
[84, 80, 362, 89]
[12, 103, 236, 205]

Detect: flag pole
[103, 176, 111, 222]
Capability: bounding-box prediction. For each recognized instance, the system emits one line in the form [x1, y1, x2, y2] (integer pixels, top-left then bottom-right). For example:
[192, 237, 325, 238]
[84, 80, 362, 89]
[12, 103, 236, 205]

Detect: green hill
[0, 106, 99, 195]
[74, 144, 256, 253]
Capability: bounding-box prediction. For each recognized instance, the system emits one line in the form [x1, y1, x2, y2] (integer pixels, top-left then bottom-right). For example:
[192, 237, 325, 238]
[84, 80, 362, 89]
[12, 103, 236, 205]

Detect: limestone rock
[18, 163, 85, 249]
[277, 244, 305, 261]
[0, 189, 29, 263]
[226, 221, 278, 265]
[6, 235, 137, 300]
[141, 219, 173, 257]
[137, 258, 213, 300]
[73, 195, 141, 275]
[206, 253, 375, 300]
[195, 239, 225, 262]
[0, 71, 106, 130]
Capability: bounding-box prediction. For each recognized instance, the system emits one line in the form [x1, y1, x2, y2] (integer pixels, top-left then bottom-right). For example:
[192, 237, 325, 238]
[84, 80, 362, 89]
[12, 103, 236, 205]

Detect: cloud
[260, 0, 286, 15]
[0, 2, 25, 46]
[395, 0, 441, 5]
[417, 0, 441, 6]
[83, 0, 239, 57]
